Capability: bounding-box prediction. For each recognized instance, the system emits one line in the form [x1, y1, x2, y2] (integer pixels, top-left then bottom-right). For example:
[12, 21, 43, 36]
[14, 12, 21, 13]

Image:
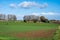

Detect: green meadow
[0, 21, 59, 40]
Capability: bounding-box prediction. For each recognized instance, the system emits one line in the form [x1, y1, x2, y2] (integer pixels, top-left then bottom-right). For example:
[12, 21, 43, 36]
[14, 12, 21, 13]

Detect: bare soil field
[4, 29, 56, 38]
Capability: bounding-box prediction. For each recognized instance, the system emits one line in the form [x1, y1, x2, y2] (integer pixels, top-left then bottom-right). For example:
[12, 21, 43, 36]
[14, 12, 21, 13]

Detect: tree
[24, 20, 27, 23]
[40, 16, 46, 22]
[0, 14, 5, 20]
[13, 15, 17, 21]
[23, 15, 40, 23]
[33, 19, 37, 23]
[40, 16, 49, 23]
[45, 19, 49, 23]
[23, 15, 29, 22]
[7, 14, 17, 21]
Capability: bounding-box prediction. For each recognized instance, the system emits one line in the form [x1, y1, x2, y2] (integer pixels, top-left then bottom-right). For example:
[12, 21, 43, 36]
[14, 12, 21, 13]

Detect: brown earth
[8, 29, 56, 38]
[0, 29, 56, 38]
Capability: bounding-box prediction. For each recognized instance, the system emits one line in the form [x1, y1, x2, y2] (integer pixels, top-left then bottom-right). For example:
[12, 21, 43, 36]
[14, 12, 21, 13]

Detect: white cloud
[41, 12, 60, 16]
[9, 3, 16, 8]
[31, 12, 60, 20]
[32, 13, 40, 16]
[31, 12, 60, 16]
[41, 12, 54, 15]
[18, 1, 48, 9]
[9, 1, 48, 9]
[18, 1, 37, 8]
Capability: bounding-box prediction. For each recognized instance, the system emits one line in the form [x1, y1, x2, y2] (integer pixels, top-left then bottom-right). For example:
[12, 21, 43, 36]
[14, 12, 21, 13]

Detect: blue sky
[0, 0, 60, 20]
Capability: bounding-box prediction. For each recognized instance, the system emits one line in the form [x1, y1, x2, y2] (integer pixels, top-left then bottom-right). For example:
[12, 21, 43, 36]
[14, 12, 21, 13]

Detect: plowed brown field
[7, 29, 56, 38]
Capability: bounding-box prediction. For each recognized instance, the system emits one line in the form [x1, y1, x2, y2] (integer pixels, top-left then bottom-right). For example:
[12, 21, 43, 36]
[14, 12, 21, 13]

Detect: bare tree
[23, 15, 40, 23]
[23, 15, 29, 22]
[0, 14, 5, 20]
[7, 14, 17, 21]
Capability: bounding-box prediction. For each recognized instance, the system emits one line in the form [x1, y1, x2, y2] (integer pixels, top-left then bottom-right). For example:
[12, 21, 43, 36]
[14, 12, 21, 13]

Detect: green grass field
[0, 21, 59, 40]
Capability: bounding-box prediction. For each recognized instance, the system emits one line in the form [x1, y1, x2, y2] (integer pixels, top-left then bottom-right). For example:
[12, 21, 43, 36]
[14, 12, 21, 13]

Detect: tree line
[0, 14, 16, 21]
[0, 14, 60, 24]
[0, 14, 49, 23]
[23, 15, 49, 23]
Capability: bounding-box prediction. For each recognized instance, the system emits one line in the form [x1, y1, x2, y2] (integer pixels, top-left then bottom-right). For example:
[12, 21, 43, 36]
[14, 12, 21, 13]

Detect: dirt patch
[8, 29, 56, 38]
